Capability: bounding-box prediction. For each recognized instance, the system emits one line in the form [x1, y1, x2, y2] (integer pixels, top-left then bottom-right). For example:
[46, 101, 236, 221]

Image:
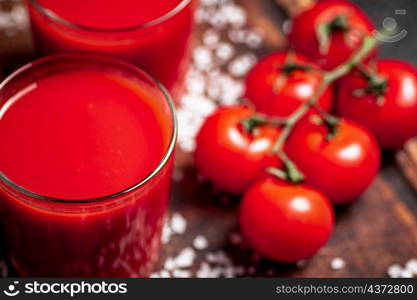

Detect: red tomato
[245, 51, 333, 117]
[289, 0, 376, 70]
[285, 118, 380, 204]
[337, 59, 417, 149]
[240, 177, 334, 262]
[194, 106, 282, 194]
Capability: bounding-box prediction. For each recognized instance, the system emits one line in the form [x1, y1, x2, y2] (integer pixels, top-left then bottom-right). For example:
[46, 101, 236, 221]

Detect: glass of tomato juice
[0, 53, 177, 277]
[24, 0, 198, 100]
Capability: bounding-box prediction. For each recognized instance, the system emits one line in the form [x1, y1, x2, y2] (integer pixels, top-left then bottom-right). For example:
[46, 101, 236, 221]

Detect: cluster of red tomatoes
[194, 0, 417, 263]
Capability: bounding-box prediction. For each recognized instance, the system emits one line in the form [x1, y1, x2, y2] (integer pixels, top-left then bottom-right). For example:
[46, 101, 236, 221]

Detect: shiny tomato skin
[240, 177, 334, 262]
[194, 106, 282, 194]
[289, 0, 376, 70]
[337, 59, 417, 149]
[245, 52, 333, 117]
[285, 119, 380, 204]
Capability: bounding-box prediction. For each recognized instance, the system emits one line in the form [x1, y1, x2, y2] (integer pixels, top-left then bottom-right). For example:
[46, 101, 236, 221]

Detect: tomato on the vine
[239, 177, 334, 262]
[245, 52, 333, 117]
[289, 0, 376, 71]
[337, 59, 417, 149]
[285, 118, 380, 204]
[194, 106, 282, 194]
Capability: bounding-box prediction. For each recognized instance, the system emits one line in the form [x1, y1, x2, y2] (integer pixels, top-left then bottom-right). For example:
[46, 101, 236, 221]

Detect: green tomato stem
[266, 36, 378, 183]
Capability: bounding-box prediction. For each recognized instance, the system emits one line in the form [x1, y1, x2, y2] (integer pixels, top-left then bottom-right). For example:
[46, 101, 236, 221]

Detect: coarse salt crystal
[174, 247, 196, 268]
[159, 270, 171, 278]
[387, 264, 403, 278]
[245, 30, 264, 49]
[172, 269, 192, 278]
[405, 258, 417, 274]
[193, 235, 209, 250]
[209, 11, 228, 29]
[203, 29, 221, 49]
[228, 29, 247, 43]
[164, 257, 176, 271]
[222, 4, 247, 28]
[330, 257, 346, 270]
[171, 213, 187, 234]
[228, 53, 257, 77]
[161, 221, 172, 244]
[399, 270, 414, 278]
[216, 42, 235, 62]
[193, 46, 213, 71]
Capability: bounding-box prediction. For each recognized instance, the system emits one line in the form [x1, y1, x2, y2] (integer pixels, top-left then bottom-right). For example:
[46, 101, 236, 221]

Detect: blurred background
[0, 0, 417, 278]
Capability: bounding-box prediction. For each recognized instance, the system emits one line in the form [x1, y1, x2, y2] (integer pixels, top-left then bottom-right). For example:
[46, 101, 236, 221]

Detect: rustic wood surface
[1, 0, 417, 277]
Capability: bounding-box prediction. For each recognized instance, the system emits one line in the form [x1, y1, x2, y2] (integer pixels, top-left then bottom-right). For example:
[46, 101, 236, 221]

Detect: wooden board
[0, 0, 417, 278]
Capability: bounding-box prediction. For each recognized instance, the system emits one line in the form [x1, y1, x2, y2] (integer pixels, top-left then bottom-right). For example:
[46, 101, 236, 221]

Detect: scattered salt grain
[387, 264, 403, 278]
[405, 258, 417, 274]
[245, 30, 264, 49]
[209, 11, 228, 29]
[161, 220, 172, 244]
[228, 53, 257, 77]
[172, 269, 192, 278]
[222, 4, 247, 28]
[159, 270, 171, 278]
[216, 42, 235, 62]
[164, 257, 176, 271]
[330, 257, 346, 270]
[228, 28, 247, 43]
[171, 213, 187, 234]
[201, 0, 218, 7]
[174, 247, 196, 268]
[193, 235, 209, 250]
[203, 29, 221, 49]
[193, 46, 213, 71]
[399, 270, 414, 278]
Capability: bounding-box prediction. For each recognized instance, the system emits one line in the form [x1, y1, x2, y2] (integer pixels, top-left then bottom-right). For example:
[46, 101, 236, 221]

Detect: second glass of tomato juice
[25, 0, 197, 100]
[0, 53, 177, 277]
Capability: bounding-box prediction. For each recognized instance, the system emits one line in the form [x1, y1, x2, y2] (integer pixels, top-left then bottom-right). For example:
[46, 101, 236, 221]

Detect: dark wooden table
[1, 0, 417, 278]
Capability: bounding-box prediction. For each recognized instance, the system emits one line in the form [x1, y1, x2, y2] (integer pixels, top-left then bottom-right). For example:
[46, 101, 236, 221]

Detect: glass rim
[28, 0, 193, 33]
[0, 53, 178, 204]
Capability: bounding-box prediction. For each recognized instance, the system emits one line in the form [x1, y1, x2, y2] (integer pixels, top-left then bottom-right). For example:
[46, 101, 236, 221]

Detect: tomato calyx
[273, 52, 313, 94]
[353, 66, 388, 105]
[241, 114, 286, 134]
[310, 104, 341, 140]
[266, 152, 305, 184]
[317, 15, 349, 55]
[281, 63, 311, 76]
[241, 115, 268, 134]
